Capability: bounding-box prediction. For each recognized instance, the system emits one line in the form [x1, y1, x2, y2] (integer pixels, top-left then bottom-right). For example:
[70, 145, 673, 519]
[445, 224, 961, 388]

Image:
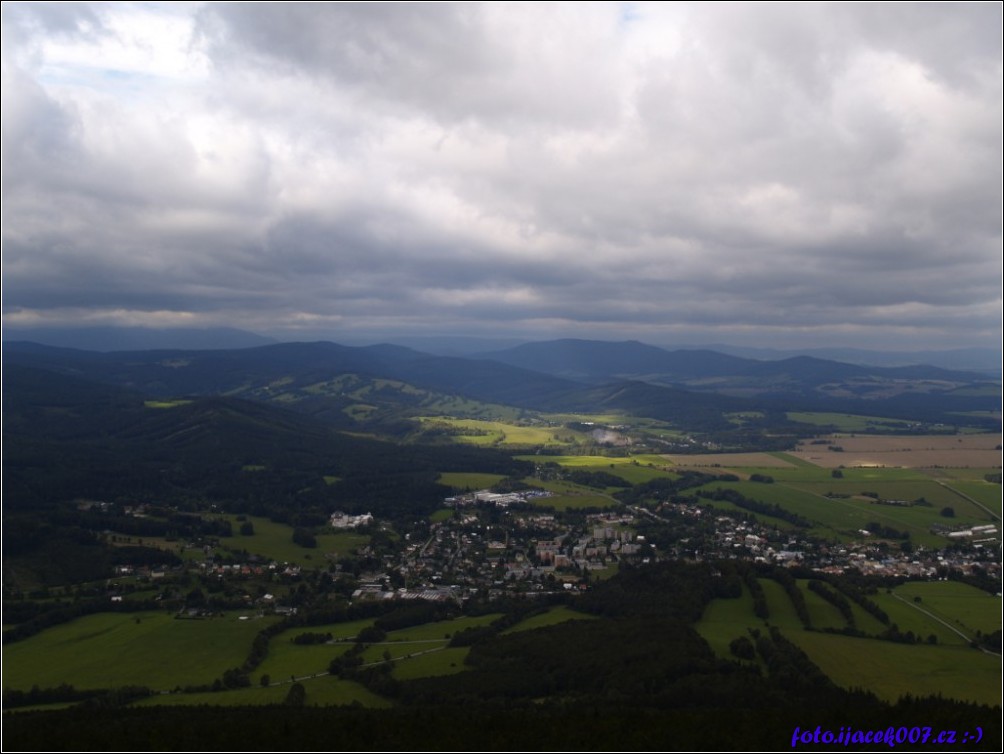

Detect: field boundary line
[928, 479, 1001, 522]
[890, 593, 1001, 657]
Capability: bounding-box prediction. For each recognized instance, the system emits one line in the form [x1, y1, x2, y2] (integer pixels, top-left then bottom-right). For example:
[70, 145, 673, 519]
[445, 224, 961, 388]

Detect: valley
[2, 337, 1000, 750]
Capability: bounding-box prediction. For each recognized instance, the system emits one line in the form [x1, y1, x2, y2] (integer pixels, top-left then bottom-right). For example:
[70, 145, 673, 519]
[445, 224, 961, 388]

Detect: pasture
[666, 447, 995, 550]
[219, 515, 370, 566]
[414, 417, 584, 447]
[500, 606, 598, 634]
[695, 579, 1002, 705]
[2, 611, 279, 692]
[694, 461, 998, 547]
[437, 472, 508, 491]
[525, 479, 621, 510]
[517, 454, 676, 485]
[255, 618, 377, 680]
[888, 581, 1001, 639]
[786, 632, 1001, 705]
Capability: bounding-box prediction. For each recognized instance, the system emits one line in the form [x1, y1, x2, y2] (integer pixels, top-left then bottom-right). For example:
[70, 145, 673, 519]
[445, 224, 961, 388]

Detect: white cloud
[2, 2, 1000, 349]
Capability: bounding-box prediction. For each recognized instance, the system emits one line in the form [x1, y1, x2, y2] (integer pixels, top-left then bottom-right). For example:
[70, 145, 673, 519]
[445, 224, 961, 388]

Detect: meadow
[633, 443, 1002, 548]
[696, 578, 1001, 705]
[107, 514, 372, 568]
[524, 479, 621, 509]
[2, 611, 279, 692]
[519, 441, 998, 546]
[4, 605, 609, 712]
[219, 515, 370, 567]
[436, 472, 508, 491]
[414, 417, 584, 447]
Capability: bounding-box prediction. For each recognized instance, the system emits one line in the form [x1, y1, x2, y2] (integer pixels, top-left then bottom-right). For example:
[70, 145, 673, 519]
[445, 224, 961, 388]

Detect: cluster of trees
[291, 631, 332, 646]
[865, 521, 911, 540]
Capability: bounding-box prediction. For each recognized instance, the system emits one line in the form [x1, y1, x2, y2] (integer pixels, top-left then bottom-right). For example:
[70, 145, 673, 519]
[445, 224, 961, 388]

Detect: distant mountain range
[3, 338, 999, 436]
[2, 326, 998, 374]
[699, 344, 1002, 375]
[478, 338, 993, 393]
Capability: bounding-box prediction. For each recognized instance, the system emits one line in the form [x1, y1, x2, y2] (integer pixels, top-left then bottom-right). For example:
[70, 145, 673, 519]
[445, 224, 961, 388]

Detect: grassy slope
[2, 611, 279, 691]
[695, 579, 1002, 705]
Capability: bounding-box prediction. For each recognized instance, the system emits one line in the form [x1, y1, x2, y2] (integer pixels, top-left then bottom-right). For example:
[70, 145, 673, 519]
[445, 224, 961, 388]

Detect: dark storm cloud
[2, 2, 1000, 347]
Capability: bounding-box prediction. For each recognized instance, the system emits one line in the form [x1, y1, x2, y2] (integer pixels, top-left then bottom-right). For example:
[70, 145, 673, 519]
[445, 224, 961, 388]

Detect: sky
[2, 2, 1001, 350]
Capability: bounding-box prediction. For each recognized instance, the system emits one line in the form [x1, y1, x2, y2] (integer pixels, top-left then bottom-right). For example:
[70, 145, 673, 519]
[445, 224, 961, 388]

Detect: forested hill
[3, 338, 999, 433]
[0, 340, 580, 407]
[2, 363, 528, 518]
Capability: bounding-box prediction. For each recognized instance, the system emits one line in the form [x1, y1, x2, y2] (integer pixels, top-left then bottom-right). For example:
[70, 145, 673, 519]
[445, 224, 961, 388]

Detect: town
[84, 482, 1000, 618]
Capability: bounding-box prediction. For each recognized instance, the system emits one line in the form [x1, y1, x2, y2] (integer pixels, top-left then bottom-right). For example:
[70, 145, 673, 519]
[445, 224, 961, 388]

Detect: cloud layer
[3, 2, 1001, 348]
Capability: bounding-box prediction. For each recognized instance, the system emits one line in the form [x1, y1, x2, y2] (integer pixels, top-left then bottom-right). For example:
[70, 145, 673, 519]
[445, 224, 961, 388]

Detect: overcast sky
[2, 2, 1001, 349]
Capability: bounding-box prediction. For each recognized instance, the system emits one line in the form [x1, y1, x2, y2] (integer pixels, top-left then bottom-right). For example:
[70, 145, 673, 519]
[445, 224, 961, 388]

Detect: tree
[260, 674, 270, 687]
[729, 635, 755, 660]
[240, 521, 255, 536]
[292, 527, 317, 548]
[356, 626, 387, 644]
[940, 507, 955, 518]
[285, 682, 305, 707]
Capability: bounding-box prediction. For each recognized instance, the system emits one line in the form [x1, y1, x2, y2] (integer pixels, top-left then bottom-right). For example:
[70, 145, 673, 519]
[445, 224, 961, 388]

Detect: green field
[501, 606, 598, 634]
[696, 579, 1001, 705]
[694, 582, 765, 671]
[144, 399, 193, 409]
[517, 454, 677, 485]
[135, 675, 390, 708]
[220, 515, 370, 566]
[415, 417, 584, 447]
[887, 582, 1001, 639]
[388, 647, 471, 680]
[3, 611, 279, 692]
[797, 579, 848, 630]
[437, 472, 508, 491]
[527, 479, 621, 510]
[697, 469, 998, 548]
[937, 480, 1003, 514]
[255, 619, 377, 680]
[787, 631, 1001, 704]
[354, 614, 504, 680]
[383, 614, 502, 642]
[759, 578, 804, 630]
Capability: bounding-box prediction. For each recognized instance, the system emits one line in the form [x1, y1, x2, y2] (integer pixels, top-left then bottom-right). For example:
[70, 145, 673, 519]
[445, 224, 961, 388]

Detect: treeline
[2, 598, 163, 646]
[698, 487, 812, 528]
[614, 471, 725, 505]
[865, 521, 911, 541]
[5, 697, 1000, 752]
